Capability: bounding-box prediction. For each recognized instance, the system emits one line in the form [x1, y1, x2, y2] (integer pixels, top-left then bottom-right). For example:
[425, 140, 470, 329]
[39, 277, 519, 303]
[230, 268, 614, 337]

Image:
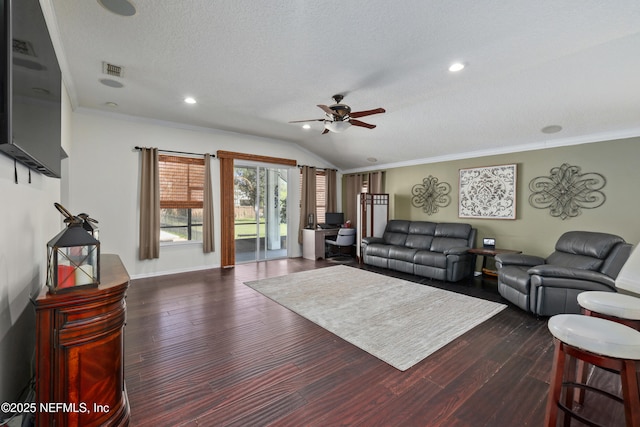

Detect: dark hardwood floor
[124, 258, 624, 426]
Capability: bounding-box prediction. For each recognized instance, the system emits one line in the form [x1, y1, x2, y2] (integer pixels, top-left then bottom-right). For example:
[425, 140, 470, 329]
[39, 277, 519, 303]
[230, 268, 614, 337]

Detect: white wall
[68, 110, 335, 278]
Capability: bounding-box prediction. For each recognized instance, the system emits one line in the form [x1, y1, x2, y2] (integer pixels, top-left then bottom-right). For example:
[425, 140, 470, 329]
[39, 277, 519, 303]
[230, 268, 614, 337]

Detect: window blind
[159, 154, 205, 209]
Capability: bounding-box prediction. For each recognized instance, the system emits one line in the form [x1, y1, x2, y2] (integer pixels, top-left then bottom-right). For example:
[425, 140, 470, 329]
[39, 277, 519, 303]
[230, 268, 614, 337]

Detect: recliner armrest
[495, 253, 545, 268]
[361, 236, 384, 246]
[527, 264, 616, 287]
[444, 246, 471, 255]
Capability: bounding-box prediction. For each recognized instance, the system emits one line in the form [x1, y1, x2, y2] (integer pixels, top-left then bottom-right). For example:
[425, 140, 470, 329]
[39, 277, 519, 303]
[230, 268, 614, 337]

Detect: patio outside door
[234, 164, 288, 263]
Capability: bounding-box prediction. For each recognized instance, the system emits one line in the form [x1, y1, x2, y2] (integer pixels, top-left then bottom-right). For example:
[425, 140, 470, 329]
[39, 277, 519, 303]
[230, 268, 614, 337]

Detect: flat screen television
[0, 0, 62, 178]
[325, 212, 344, 227]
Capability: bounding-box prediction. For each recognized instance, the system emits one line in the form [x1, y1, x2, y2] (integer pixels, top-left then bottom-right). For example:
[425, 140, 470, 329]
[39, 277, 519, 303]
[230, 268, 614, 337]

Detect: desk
[468, 247, 522, 277]
[302, 228, 339, 260]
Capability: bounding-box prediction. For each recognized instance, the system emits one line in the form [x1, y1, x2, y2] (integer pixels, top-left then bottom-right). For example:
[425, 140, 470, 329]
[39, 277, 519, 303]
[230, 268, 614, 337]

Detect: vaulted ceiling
[45, 0, 640, 171]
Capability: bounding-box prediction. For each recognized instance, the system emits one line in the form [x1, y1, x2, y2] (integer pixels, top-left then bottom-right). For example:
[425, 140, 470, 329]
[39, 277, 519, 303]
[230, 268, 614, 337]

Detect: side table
[468, 247, 522, 277]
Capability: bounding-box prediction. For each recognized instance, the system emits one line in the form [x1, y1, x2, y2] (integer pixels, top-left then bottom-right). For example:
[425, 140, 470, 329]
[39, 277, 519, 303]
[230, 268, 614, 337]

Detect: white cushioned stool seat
[548, 314, 640, 360]
[577, 291, 640, 320]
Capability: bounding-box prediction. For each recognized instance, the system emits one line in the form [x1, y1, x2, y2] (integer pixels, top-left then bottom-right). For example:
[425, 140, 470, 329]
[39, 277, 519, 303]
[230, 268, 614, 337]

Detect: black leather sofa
[495, 231, 633, 316]
[362, 220, 477, 282]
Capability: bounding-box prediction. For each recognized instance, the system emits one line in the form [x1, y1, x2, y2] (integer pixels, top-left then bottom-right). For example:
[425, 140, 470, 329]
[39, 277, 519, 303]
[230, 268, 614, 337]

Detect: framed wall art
[459, 163, 517, 219]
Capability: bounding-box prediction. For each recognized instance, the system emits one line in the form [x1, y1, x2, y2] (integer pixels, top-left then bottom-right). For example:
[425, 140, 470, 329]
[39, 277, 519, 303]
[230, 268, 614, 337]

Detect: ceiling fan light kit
[290, 94, 385, 134]
[324, 121, 351, 133]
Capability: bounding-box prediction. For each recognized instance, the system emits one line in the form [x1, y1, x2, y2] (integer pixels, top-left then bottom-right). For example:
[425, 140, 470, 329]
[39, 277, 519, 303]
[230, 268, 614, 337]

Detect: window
[159, 154, 204, 242]
[300, 169, 326, 223]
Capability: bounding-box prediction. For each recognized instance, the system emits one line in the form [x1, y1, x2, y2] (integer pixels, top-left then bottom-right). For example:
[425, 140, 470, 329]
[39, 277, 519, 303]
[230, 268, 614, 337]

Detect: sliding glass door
[234, 163, 288, 262]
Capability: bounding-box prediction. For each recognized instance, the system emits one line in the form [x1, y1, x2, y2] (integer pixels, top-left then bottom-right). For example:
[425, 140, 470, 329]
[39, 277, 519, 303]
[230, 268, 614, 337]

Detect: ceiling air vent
[102, 62, 124, 78]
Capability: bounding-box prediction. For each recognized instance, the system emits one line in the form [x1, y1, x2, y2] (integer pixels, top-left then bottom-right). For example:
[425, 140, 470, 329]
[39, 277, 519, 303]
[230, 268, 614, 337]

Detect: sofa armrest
[495, 253, 545, 268]
[444, 246, 471, 255]
[361, 236, 384, 246]
[528, 264, 616, 288]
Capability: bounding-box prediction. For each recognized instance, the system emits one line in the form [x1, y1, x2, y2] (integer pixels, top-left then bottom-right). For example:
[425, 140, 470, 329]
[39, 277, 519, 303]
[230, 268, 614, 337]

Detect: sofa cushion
[382, 220, 410, 246]
[404, 221, 436, 250]
[414, 250, 447, 269]
[389, 246, 418, 262]
[554, 231, 625, 259]
[435, 223, 472, 239]
[430, 237, 470, 253]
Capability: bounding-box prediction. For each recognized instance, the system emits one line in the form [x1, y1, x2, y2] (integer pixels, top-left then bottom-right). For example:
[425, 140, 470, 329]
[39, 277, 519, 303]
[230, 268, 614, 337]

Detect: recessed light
[367, 157, 378, 163]
[302, 124, 311, 130]
[99, 78, 124, 88]
[184, 97, 197, 104]
[448, 62, 465, 72]
[105, 102, 118, 108]
[541, 125, 563, 134]
[97, 0, 136, 16]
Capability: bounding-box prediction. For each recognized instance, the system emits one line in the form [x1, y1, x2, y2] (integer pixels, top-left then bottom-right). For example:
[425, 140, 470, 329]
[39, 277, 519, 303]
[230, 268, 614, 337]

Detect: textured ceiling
[44, 0, 640, 171]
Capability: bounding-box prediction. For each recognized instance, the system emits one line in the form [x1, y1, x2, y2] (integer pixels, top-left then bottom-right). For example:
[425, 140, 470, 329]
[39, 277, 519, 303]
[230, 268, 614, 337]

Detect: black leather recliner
[495, 231, 633, 316]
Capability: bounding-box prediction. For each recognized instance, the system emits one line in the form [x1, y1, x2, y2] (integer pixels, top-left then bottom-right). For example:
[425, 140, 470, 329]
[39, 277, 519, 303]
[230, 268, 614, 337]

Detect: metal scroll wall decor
[411, 175, 451, 215]
[528, 163, 606, 219]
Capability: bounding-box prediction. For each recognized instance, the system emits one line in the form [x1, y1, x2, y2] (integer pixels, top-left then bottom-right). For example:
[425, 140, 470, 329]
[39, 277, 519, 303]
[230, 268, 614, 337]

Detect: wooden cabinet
[34, 254, 130, 426]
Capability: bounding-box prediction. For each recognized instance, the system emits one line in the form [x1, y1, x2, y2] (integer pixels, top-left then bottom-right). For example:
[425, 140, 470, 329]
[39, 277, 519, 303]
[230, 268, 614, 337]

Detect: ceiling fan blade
[289, 119, 324, 123]
[350, 119, 376, 129]
[317, 104, 336, 116]
[321, 128, 330, 135]
[349, 108, 386, 118]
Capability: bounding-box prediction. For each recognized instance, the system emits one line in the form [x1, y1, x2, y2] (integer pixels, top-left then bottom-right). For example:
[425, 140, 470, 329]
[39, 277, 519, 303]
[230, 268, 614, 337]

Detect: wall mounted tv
[1, 0, 62, 178]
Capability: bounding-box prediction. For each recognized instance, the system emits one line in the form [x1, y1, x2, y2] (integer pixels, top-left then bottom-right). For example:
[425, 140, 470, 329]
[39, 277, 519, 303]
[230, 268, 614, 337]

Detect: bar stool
[578, 291, 640, 329]
[575, 245, 640, 405]
[577, 243, 640, 329]
[544, 314, 640, 427]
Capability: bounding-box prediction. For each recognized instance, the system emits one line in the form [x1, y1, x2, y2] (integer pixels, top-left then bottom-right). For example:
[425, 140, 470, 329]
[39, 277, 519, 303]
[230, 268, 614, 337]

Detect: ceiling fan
[290, 94, 386, 134]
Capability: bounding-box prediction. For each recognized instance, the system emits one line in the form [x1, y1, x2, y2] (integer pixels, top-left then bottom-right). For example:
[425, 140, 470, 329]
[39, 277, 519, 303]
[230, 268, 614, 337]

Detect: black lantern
[46, 217, 100, 293]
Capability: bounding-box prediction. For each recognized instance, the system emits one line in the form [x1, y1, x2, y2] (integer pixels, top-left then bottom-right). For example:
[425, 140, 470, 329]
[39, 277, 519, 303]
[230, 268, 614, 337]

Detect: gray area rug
[245, 265, 506, 371]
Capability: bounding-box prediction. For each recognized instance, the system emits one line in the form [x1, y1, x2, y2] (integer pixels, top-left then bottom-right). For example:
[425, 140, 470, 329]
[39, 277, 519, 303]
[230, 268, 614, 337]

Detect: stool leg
[620, 360, 640, 427]
[563, 355, 577, 427]
[573, 359, 588, 404]
[545, 339, 566, 427]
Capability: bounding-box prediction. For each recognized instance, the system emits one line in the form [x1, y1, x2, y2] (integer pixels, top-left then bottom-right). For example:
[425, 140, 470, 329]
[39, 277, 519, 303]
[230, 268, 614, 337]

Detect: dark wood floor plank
[123, 258, 620, 426]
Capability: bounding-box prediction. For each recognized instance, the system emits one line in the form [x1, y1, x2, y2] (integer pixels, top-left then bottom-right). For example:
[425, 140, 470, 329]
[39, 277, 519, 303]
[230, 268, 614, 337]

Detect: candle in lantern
[75, 264, 94, 286]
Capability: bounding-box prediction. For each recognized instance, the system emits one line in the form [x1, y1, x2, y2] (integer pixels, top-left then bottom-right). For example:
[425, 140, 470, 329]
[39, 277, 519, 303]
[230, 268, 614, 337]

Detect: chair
[495, 231, 632, 316]
[325, 228, 356, 258]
